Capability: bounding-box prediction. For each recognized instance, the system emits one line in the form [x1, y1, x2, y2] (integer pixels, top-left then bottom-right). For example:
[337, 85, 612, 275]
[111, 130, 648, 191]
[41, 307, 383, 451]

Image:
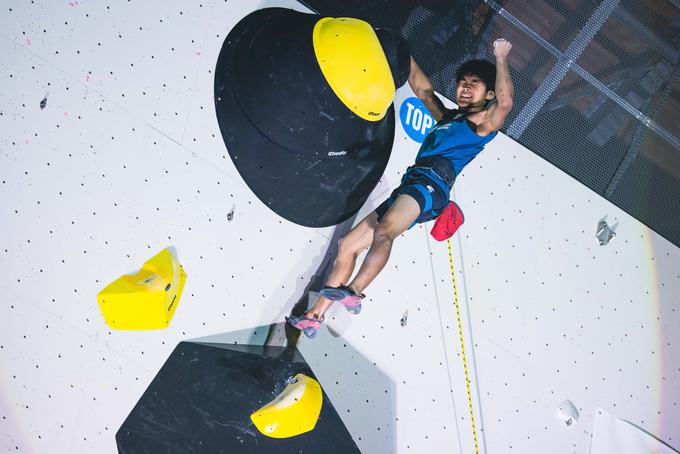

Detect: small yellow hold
[313, 17, 395, 121]
[251, 373, 323, 438]
[96, 248, 186, 330]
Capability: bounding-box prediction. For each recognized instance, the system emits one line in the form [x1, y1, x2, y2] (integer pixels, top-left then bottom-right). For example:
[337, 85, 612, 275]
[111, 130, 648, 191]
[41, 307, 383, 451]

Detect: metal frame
[484, 0, 680, 151]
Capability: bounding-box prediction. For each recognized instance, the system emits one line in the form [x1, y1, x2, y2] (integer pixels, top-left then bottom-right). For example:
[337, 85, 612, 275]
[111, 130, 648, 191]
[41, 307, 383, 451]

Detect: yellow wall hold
[251, 373, 323, 438]
[96, 248, 186, 330]
[313, 17, 395, 121]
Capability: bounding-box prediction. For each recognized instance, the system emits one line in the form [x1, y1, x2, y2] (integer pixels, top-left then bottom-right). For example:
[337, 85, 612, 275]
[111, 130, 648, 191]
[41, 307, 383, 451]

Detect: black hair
[456, 59, 496, 92]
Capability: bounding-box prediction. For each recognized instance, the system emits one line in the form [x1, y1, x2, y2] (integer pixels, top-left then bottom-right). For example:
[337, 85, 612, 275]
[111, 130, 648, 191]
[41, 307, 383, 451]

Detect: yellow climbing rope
[446, 238, 480, 454]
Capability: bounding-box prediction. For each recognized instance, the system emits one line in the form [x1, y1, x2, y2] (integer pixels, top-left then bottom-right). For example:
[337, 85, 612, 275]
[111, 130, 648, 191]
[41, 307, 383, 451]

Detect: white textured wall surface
[1, 1, 679, 453]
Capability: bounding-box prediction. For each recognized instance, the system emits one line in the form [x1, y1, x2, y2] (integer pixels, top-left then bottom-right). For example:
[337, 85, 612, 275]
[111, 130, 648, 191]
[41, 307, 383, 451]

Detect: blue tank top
[415, 112, 497, 176]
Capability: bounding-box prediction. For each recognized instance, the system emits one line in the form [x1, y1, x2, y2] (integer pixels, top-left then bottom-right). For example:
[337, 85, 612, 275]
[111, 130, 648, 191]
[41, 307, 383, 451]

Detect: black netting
[521, 70, 637, 195]
[610, 143, 680, 244]
[502, 0, 599, 52]
[297, 0, 680, 247]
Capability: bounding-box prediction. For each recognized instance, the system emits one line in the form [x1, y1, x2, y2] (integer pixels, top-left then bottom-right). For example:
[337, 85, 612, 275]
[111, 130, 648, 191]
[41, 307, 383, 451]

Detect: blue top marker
[399, 97, 436, 143]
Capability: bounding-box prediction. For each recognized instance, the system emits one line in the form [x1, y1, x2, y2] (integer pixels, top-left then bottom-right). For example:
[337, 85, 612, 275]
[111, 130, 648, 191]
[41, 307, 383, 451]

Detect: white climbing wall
[1, 1, 679, 453]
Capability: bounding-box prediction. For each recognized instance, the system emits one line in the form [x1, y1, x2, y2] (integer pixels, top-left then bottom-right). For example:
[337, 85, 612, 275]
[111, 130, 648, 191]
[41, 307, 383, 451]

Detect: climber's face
[455, 73, 495, 109]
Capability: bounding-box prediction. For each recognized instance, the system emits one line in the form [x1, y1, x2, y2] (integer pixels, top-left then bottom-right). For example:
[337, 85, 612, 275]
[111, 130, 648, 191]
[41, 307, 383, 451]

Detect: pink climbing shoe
[319, 284, 365, 314]
[286, 313, 324, 339]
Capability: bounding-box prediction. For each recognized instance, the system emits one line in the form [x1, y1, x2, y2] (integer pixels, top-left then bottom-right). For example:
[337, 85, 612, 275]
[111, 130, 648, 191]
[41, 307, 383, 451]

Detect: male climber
[288, 39, 514, 338]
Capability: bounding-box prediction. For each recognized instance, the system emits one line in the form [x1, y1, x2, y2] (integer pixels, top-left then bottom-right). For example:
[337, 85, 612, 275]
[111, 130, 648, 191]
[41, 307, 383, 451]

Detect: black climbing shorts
[375, 159, 455, 228]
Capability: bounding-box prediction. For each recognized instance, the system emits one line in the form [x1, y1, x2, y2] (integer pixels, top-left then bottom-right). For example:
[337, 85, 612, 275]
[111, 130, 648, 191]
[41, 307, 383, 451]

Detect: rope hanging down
[447, 239, 480, 454]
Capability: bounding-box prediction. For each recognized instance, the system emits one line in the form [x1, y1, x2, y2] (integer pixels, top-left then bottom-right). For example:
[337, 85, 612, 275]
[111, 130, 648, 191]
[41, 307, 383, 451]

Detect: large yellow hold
[251, 373, 323, 438]
[97, 248, 186, 330]
[313, 17, 395, 121]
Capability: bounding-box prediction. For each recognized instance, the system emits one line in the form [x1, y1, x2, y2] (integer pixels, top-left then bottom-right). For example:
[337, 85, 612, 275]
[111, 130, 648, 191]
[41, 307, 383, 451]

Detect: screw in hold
[400, 310, 408, 327]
